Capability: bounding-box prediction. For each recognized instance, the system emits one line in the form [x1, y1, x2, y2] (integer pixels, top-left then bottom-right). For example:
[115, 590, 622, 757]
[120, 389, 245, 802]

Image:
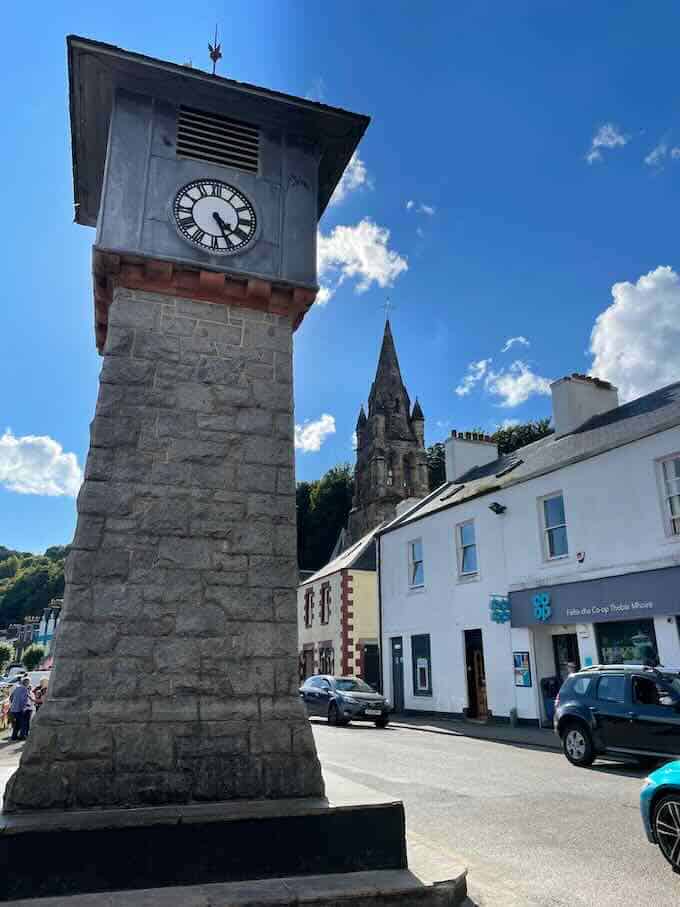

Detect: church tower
[347, 320, 429, 542]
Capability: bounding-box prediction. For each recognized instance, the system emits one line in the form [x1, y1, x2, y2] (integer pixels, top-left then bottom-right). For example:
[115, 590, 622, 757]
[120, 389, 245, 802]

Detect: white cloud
[294, 414, 336, 453]
[317, 218, 408, 295]
[315, 285, 334, 306]
[586, 123, 629, 164]
[644, 142, 680, 167]
[485, 361, 552, 408]
[589, 265, 680, 402]
[455, 359, 492, 397]
[644, 142, 667, 167]
[351, 430, 358, 451]
[0, 430, 82, 497]
[406, 201, 435, 215]
[416, 226, 425, 238]
[500, 418, 520, 429]
[501, 336, 530, 353]
[329, 152, 372, 206]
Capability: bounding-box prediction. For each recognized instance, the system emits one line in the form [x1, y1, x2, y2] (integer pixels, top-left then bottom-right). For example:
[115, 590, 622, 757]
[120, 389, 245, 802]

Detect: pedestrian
[33, 678, 48, 712]
[9, 677, 34, 741]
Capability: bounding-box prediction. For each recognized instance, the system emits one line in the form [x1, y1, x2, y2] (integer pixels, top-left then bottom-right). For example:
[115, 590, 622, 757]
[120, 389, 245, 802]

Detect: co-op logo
[532, 591, 552, 622]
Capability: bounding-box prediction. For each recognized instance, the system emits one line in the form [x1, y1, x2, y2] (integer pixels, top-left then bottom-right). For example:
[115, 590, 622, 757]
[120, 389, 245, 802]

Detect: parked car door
[315, 678, 333, 716]
[630, 674, 680, 756]
[593, 674, 631, 749]
[301, 677, 322, 716]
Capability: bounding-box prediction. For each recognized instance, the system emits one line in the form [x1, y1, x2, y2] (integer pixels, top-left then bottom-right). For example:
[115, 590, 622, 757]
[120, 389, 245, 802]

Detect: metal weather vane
[208, 25, 222, 75]
[379, 296, 397, 322]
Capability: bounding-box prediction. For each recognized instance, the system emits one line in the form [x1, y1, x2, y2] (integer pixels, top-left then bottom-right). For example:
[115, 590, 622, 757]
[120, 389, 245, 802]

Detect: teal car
[641, 760, 680, 871]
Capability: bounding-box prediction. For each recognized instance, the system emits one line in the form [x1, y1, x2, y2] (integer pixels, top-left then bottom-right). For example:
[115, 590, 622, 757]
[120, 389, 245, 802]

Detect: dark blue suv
[554, 665, 680, 767]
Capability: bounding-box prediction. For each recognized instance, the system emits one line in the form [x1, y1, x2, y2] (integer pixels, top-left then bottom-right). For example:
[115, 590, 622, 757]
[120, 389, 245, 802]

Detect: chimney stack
[445, 430, 498, 483]
[551, 374, 619, 437]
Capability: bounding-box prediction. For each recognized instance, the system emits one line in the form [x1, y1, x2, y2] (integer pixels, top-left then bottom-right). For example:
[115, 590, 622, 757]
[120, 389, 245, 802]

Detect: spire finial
[209, 24, 222, 75]
[379, 296, 397, 323]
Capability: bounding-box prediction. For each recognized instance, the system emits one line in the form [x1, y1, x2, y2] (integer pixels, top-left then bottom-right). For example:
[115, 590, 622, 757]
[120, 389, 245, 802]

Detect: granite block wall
[4, 287, 324, 811]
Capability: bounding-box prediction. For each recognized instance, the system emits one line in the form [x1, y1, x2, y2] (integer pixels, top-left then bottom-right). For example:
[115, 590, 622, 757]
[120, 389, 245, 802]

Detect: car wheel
[374, 718, 389, 728]
[562, 722, 595, 767]
[653, 794, 680, 871]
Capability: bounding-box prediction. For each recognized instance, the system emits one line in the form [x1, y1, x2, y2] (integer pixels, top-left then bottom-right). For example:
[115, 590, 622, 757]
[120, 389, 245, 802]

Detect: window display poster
[513, 651, 532, 687]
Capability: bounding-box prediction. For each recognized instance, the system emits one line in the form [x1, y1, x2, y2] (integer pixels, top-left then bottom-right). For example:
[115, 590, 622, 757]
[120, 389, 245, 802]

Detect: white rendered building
[378, 375, 680, 725]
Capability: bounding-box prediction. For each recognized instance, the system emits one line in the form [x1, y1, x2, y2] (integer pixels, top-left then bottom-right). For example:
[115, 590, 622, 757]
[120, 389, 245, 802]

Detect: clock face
[173, 179, 257, 254]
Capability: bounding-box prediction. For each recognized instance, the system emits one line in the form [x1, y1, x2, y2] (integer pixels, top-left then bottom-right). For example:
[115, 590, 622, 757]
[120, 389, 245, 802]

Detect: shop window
[408, 539, 425, 588]
[596, 619, 658, 666]
[596, 675, 625, 703]
[456, 520, 478, 577]
[540, 493, 569, 560]
[660, 455, 680, 537]
[411, 634, 432, 696]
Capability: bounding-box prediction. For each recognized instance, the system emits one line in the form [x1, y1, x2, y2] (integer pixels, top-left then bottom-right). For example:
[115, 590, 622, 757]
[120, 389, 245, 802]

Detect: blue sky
[2, 1, 680, 552]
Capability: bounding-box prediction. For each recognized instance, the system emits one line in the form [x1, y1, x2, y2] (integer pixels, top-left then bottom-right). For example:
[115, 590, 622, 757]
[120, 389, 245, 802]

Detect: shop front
[509, 565, 680, 722]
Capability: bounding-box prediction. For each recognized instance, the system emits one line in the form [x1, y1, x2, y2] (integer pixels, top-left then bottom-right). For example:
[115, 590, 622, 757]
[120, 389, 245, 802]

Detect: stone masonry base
[3, 287, 323, 811]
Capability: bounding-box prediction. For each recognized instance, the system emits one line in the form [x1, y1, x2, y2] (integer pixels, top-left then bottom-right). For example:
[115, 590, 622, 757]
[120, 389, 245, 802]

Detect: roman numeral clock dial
[173, 179, 257, 254]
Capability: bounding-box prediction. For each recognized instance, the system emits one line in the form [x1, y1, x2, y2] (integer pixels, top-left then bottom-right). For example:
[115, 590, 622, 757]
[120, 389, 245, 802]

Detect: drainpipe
[376, 534, 384, 694]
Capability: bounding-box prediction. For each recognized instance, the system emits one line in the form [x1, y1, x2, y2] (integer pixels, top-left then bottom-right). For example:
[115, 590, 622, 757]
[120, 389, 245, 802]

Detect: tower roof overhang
[67, 35, 370, 228]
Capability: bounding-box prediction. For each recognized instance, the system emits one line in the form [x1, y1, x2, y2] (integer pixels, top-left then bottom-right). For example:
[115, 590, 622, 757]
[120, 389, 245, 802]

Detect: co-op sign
[509, 566, 680, 628]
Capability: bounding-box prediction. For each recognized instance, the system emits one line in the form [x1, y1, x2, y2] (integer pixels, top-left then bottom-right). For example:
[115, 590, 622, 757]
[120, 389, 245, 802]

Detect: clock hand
[212, 211, 232, 242]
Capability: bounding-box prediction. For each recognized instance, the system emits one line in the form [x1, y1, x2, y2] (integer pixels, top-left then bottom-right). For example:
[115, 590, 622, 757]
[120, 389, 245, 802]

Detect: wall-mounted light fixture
[488, 501, 506, 515]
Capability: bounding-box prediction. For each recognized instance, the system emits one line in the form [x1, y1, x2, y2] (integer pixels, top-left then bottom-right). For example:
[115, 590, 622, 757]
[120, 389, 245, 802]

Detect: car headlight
[342, 695, 357, 703]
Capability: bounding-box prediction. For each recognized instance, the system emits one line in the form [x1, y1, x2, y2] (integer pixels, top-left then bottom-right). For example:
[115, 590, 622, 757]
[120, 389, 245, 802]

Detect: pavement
[389, 714, 560, 751]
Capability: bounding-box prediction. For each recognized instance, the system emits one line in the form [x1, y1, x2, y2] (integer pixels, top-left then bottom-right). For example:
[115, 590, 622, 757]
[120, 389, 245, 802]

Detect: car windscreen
[335, 678, 375, 693]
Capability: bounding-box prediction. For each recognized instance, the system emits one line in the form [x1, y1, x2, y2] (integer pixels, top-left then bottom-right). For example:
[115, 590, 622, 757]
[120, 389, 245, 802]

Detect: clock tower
[4, 37, 369, 812]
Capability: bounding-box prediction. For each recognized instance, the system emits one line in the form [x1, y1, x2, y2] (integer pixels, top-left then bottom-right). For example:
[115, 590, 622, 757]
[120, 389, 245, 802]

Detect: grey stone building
[347, 321, 429, 543]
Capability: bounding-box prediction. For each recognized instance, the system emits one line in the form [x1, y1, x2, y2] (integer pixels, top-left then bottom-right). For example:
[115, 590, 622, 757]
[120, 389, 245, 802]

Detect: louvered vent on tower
[176, 106, 259, 173]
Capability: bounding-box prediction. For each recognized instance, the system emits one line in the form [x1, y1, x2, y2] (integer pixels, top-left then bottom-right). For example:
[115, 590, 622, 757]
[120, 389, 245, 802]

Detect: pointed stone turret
[348, 320, 429, 542]
[411, 398, 425, 447]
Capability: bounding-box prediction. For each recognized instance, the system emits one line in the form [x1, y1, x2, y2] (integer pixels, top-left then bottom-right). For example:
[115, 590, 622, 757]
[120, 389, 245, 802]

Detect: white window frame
[539, 492, 569, 561]
[659, 453, 680, 539]
[408, 538, 425, 589]
[456, 519, 479, 579]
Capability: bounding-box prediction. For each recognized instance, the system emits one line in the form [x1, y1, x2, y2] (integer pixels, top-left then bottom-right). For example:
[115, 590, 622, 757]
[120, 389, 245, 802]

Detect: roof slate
[378, 380, 680, 535]
[299, 525, 379, 585]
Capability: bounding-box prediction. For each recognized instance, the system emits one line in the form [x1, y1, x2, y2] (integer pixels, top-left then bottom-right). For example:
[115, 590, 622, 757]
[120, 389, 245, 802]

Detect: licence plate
[364, 709, 382, 717]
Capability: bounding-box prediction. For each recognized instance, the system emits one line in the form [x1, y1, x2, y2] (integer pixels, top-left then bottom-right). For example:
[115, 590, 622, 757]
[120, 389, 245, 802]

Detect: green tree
[297, 464, 354, 570]
[0, 641, 13, 674]
[0, 555, 19, 579]
[492, 418, 553, 455]
[21, 644, 46, 671]
[0, 548, 66, 628]
[426, 442, 446, 491]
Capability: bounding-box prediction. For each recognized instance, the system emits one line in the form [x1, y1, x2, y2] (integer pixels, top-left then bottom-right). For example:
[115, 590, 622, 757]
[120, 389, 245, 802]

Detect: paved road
[311, 719, 678, 907]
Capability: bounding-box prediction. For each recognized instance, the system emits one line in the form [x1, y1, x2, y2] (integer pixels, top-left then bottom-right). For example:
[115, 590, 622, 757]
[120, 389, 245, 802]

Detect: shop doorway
[464, 629, 488, 719]
[302, 646, 314, 679]
[553, 633, 580, 685]
[390, 637, 404, 712]
[363, 643, 380, 691]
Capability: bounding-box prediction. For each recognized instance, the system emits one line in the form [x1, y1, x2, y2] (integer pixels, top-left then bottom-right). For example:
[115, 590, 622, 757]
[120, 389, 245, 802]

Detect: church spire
[368, 319, 410, 417]
[373, 319, 403, 388]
